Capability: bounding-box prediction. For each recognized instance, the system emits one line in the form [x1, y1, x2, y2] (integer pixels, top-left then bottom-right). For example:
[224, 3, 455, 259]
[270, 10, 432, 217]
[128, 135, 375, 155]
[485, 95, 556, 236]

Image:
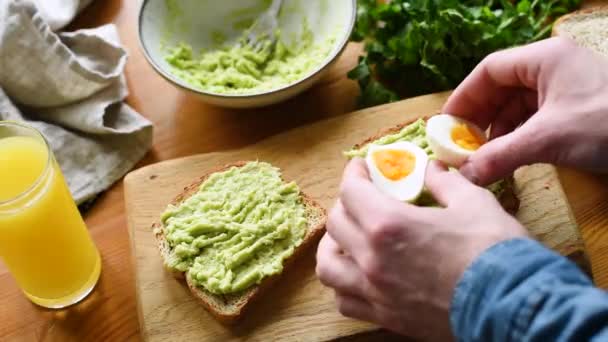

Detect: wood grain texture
[124, 94, 585, 341]
[1, 0, 608, 341]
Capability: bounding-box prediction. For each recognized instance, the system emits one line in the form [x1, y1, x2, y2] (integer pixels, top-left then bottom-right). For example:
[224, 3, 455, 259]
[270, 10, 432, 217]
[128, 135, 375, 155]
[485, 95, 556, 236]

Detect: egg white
[365, 142, 429, 203]
[426, 114, 487, 167]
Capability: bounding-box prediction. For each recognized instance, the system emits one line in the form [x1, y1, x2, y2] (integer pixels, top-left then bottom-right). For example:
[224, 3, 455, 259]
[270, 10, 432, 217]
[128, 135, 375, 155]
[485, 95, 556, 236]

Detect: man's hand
[316, 159, 527, 340]
[443, 37, 608, 185]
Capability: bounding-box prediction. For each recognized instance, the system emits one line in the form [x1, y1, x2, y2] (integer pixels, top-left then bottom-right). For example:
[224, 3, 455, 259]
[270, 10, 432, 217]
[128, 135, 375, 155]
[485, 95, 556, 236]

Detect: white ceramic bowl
[138, 0, 356, 108]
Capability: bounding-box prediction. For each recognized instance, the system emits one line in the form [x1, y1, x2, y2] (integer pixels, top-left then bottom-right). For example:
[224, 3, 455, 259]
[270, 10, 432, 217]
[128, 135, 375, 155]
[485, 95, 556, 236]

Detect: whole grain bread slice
[552, 6, 608, 56]
[349, 119, 520, 214]
[152, 161, 327, 324]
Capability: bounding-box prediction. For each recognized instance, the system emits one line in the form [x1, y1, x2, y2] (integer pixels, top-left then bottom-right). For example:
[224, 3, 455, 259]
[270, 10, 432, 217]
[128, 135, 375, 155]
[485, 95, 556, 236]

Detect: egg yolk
[451, 123, 484, 151]
[372, 150, 416, 181]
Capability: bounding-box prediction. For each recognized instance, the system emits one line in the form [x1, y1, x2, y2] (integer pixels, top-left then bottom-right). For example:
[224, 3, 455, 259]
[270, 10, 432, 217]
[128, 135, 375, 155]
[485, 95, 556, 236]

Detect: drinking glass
[0, 121, 101, 308]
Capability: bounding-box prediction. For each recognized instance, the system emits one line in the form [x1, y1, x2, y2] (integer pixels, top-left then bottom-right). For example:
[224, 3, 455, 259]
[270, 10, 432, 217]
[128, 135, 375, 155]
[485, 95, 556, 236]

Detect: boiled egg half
[366, 142, 429, 202]
[426, 114, 487, 167]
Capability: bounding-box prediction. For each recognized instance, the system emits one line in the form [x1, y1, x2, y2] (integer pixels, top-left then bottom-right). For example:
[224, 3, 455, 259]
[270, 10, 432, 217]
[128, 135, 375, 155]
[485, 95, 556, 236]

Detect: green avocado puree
[164, 23, 337, 95]
[160, 162, 308, 295]
[344, 119, 432, 159]
[344, 119, 505, 204]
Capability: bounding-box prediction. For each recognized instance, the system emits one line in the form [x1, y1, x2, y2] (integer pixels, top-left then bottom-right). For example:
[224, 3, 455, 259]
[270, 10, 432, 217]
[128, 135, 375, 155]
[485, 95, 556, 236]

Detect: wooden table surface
[2, 1, 608, 341]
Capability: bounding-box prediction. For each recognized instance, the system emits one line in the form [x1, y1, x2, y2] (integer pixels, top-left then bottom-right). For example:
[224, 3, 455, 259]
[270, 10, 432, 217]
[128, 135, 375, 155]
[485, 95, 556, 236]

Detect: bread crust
[152, 161, 327, 324]
[552, 6, 608, 37]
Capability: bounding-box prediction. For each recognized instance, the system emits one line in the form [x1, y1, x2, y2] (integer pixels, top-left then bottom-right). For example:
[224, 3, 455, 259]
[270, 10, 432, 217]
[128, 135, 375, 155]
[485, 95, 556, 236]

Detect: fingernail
[460, 161, 480, 185]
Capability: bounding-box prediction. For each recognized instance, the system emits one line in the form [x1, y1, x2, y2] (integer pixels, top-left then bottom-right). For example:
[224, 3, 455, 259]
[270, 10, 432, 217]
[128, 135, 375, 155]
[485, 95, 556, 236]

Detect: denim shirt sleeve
[450, 238, 608, 342]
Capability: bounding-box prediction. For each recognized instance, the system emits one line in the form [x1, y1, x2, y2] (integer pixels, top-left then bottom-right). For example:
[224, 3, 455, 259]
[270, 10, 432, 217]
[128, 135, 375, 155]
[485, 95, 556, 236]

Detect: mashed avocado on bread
[164, 23, 337, 95]
[345, 119, 432, 159]
[344, 119, 506, 204]
[160, 162, 308, 295]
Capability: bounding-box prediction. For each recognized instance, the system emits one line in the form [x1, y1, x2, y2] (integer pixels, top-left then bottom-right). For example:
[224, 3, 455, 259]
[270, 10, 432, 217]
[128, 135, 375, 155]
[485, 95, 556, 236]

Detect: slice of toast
[553, 6, 608, 57]
[152, 161, 327, 324]
[348, 119, 520, 215]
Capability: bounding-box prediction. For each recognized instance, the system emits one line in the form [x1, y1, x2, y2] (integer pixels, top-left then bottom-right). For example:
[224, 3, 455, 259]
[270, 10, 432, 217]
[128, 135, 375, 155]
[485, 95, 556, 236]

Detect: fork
[243, 0, 284, 51]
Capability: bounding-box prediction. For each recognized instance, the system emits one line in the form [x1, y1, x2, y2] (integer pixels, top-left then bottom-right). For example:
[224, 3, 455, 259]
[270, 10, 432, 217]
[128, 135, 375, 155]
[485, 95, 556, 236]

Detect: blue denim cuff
[449, 238, 589, 341]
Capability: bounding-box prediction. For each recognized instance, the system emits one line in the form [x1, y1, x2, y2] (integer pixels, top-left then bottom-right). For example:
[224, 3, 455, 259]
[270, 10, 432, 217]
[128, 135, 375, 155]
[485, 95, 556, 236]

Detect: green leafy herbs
[349, 0, 581, 108]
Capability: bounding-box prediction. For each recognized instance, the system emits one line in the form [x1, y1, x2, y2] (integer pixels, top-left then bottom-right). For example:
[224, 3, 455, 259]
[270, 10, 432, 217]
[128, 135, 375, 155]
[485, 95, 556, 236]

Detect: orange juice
[0, 123, 101, 308]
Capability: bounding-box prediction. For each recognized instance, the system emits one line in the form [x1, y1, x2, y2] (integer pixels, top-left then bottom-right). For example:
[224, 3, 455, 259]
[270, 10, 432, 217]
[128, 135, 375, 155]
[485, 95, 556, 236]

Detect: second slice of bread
[152, 161, 327, 324]
[553, 6, 608, 56]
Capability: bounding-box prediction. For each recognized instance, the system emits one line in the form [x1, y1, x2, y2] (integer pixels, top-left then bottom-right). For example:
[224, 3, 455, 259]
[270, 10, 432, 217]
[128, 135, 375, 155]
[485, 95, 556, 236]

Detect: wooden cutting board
[124, 91, 588, 342]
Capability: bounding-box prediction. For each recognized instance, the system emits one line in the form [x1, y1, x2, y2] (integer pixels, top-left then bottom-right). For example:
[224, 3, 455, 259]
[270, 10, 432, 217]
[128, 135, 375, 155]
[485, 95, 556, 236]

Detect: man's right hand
[443, 37, 608, 186]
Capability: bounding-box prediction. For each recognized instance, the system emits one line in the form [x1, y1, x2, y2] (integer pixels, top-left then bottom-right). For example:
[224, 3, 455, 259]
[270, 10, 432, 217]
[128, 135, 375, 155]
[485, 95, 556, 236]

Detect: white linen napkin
[0, 0, 153, 204]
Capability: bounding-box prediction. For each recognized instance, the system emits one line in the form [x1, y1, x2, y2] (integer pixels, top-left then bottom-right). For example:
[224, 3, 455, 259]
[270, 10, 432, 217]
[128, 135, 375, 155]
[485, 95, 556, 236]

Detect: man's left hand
[316, 159, 528, 340]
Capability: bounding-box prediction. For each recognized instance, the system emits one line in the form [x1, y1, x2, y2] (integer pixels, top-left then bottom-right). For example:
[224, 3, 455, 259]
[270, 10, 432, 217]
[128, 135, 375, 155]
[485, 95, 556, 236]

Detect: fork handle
[268, 0, 283, 17]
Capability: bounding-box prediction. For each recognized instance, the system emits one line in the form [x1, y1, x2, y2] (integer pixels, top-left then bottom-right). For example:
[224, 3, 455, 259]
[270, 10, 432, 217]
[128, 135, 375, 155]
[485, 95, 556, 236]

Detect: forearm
[451, 238, 608, 341]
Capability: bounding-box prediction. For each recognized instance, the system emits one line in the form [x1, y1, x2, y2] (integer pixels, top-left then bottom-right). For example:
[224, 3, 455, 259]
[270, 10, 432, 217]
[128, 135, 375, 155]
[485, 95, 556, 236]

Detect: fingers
[442, 38, 568, 127]
[490, 112, 522, 140]
[489, 89, 538, 140]
[334, 292, 376, 323]
[340, 159, 415, 229]
[425, 161, 479, 207]
[326, 200, 369, 260]
[460, 118, 550, 185]
[316, 234, 368, 298]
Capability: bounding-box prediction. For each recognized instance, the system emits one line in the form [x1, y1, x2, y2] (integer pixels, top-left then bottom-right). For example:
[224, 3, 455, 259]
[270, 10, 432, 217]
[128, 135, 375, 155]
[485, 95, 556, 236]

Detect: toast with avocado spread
[345, 118, 520, 214]
[153, 161, 326, 323]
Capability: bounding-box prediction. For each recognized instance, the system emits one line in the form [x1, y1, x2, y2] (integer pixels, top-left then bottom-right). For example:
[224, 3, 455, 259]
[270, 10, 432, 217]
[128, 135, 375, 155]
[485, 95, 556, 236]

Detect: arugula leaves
[349, 0, 581, 108]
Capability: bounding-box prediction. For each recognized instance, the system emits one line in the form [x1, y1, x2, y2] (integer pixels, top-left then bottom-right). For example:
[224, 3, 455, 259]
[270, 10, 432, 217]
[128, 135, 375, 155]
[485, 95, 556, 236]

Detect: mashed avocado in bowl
[139, 0, 356, 108]
[164, 22, 338, 95]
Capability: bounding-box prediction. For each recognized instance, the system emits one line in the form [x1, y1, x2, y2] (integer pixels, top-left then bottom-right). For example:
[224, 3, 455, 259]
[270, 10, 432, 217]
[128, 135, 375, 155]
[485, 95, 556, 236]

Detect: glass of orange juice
[0, 121, 101, 309]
